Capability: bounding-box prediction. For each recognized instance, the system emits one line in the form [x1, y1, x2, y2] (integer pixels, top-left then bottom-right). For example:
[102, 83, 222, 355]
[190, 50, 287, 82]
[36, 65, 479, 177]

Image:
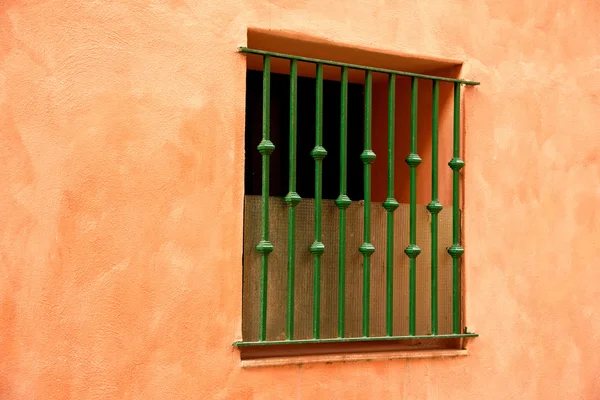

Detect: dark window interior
[245, 70, 365, 200]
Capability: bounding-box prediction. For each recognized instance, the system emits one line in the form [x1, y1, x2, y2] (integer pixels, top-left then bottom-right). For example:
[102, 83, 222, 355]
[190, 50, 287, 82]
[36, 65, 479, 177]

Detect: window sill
[241, 348, 469, 368]
[236, 334, 477, 367]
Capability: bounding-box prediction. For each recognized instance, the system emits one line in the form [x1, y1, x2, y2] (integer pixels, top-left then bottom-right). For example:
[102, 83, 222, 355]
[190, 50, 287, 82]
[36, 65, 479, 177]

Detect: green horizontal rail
[234, 333, 478, 347]
[239, 47, 480, 85]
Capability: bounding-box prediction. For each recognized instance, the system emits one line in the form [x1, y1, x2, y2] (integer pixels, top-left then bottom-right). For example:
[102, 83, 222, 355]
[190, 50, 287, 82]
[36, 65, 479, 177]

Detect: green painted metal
[449, 83, 465, 334]
[284, 59, 300, 340]
[404, 77, 422, 337]
[256, 55, 274, 342]
[334, 66, 351, 338]
[239, 48, 480, 86]
[309, 63, 326, 339]
[359, 70, 376, 337]
[426, 81, 442, 336]
[241, 48, 478, 346]
[383, 74, 399, 337]
[233, 333, 479, 347]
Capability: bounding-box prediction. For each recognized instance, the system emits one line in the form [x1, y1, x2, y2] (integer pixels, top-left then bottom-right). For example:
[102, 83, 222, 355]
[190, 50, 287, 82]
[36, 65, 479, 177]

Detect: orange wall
[2, 0, 600, 399]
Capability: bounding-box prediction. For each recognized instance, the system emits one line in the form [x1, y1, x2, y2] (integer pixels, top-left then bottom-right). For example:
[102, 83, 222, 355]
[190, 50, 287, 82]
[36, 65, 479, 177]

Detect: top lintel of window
[239, 47, 480, 86]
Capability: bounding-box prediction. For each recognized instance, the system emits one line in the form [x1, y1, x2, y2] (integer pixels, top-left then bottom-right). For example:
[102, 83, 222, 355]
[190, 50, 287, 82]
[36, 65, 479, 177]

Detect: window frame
[236, 46, 479, 357]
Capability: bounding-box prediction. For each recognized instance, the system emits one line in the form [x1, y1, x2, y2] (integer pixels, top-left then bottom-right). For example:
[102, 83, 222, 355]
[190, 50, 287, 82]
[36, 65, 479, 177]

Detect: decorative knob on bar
[310, 146, 327, 160]
[447, 243, 464, 258]
[382, 197, 399, 212]
[284, 192, 301, 207]
[404, 244, 421, 258]
[257, 139, 275, 155]
[358, 242, 375, 256]
[309, 241, 325, 256]
[256, 240, 274, 254]
[426, 200, 443, 215]
[360, 149, 376, 164]
[335, 194, 351, 210]
[405, 153, 422, 167]
[448, 157, 465, 171]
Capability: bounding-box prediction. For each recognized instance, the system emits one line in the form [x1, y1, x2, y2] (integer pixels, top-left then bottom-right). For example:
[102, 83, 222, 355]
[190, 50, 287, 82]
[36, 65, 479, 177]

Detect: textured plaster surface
[1, 0, 600, 399]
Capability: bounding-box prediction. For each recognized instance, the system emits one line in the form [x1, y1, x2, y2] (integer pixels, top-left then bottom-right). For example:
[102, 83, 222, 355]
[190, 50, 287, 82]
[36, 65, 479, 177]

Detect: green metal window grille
[237, 47, 479, 347]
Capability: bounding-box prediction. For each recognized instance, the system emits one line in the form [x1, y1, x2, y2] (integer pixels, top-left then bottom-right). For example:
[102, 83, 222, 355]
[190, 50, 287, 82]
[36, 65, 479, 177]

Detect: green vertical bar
[310, 63, 326, 339]
[427, 80, 442, 336]
[284, 60, 300, 340]
[405, 77, 422, 336]
[335, 66, 351, 338]
[256, 55, 275, 342]
[359, 70, 376, 337]
[448, 83, 465, 334]
[383, 74, 399, 336]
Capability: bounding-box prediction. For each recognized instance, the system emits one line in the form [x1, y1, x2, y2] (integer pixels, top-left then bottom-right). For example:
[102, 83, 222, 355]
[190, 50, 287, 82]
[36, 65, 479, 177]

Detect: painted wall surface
[1, 0, 600, 399]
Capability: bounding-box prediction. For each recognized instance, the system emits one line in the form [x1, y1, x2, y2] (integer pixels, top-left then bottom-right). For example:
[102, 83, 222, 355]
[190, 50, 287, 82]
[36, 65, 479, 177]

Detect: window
[237, 43, 478, 356]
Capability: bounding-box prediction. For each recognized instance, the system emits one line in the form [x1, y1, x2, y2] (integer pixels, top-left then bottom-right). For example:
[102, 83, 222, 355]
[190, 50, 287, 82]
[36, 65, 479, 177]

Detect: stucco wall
[1, 0, 600, 399]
